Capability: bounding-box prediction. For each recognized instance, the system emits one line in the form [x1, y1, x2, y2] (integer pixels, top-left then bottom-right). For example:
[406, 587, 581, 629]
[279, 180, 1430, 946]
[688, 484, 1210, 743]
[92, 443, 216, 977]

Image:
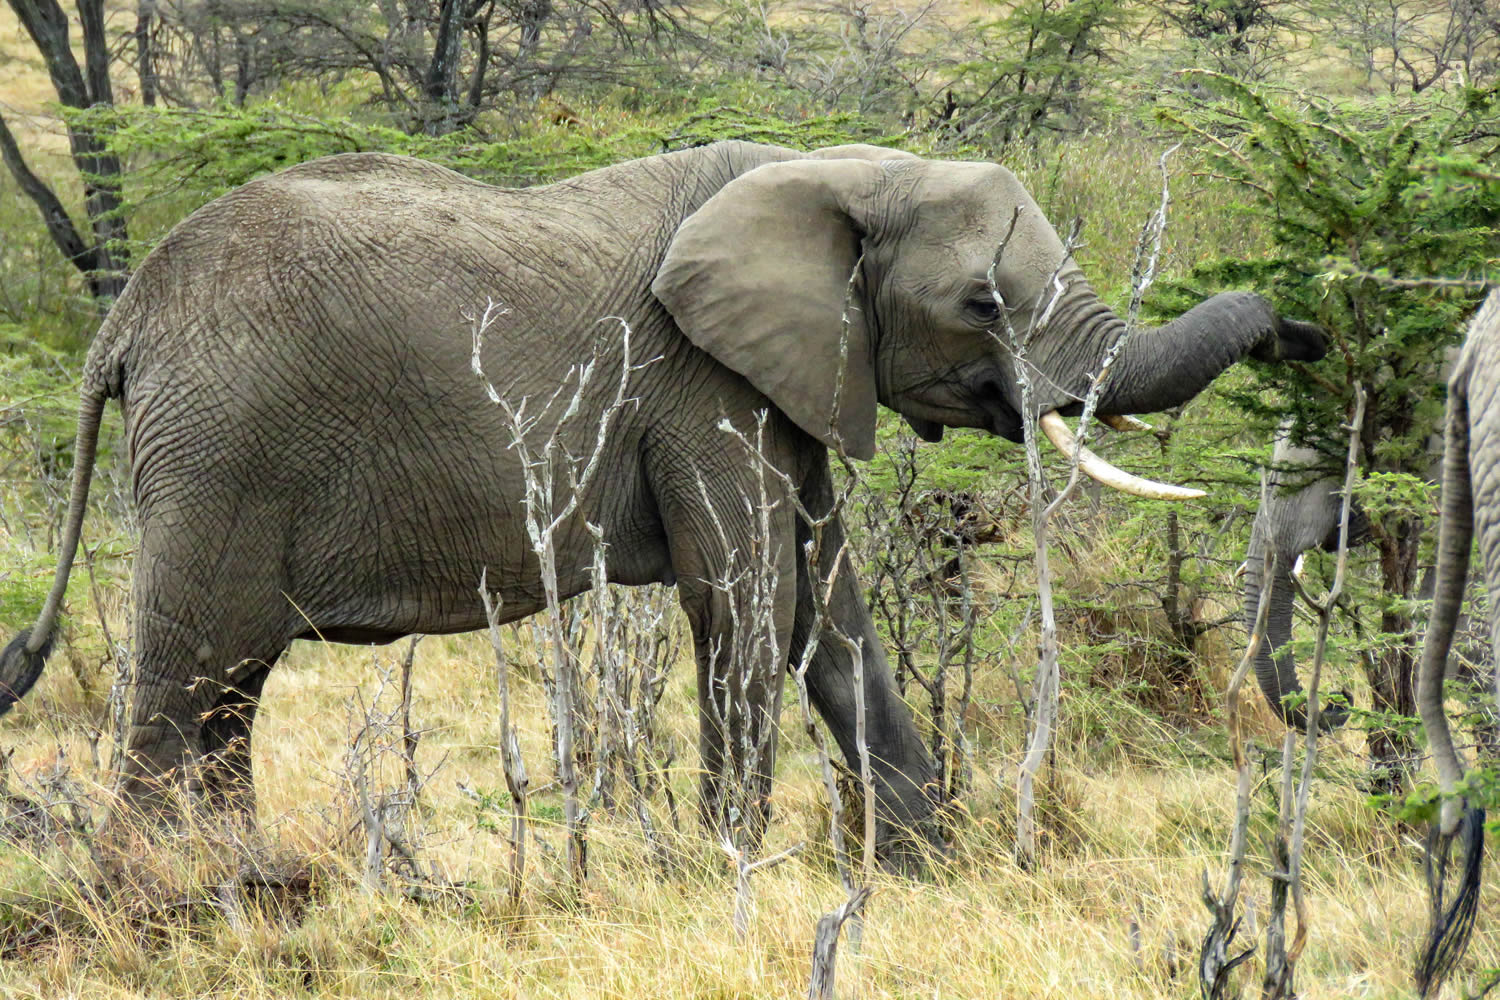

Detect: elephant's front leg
[672, 501, 799, 853]
[792, 511, 942, 867]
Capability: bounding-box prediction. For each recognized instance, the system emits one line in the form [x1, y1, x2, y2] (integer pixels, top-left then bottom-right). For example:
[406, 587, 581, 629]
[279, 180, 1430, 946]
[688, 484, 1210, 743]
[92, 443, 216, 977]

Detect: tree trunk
[422, 0, 465, 134]
[135, 0, 158, 107]
[3, 0, 130, 306]
[1368, 528, 1421, 794]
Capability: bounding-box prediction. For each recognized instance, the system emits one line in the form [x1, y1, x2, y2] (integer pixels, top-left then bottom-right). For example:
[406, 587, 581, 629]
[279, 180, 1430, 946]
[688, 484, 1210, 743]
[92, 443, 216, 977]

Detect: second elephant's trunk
[1242, 501, 1354, 730]
[1243, 522, 1314, 728]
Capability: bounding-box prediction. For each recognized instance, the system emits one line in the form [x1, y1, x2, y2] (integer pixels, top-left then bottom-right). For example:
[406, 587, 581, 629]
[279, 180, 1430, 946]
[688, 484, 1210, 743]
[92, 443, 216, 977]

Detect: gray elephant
[1244, 376, 1491, 734]
[0, 141, 1326, 859]
[1416, 286, 1500, 993]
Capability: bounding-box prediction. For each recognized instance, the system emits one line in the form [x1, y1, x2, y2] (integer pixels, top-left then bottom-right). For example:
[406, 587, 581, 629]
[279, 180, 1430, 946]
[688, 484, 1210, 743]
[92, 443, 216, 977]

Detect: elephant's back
[99, 150, 662, 401]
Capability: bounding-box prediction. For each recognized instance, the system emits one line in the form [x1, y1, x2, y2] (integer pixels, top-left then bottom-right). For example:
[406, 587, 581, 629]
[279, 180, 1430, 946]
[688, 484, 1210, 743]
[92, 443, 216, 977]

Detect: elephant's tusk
[1039, 411, 1207, 501]
[1099, 414, 1154, 433]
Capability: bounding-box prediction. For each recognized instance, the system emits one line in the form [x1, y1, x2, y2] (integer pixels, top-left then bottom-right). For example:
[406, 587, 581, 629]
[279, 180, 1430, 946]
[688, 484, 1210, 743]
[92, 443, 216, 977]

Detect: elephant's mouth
[976, 380, 1024, 443]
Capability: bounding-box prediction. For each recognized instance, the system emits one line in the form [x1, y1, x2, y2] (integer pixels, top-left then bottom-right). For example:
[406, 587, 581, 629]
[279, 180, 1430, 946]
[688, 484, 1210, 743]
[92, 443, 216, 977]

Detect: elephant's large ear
[651, 158, 889, 460]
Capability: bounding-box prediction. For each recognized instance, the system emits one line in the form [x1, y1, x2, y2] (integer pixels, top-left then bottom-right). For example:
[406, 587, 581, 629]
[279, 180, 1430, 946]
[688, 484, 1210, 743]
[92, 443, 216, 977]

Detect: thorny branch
[1007, 144, 1177, 867]
[1262, 384, 1365, 999]
[1199, 534, 1273, 998]
[471, 301, 659, 887]
[715, 258, 876, 993]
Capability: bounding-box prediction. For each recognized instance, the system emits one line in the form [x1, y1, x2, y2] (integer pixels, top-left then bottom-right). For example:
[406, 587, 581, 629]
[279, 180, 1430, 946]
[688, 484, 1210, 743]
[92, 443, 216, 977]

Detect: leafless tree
[471, 300, 654, 886]
[134, 0, 687, 128]
[1319, 0, 1500, 93]
[1011, 146, 1176, 867]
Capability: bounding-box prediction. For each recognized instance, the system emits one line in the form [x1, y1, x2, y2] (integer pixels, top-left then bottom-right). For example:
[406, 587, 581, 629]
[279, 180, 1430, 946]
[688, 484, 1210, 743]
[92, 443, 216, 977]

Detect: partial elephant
[1416, 286, 1500, 993]
[1244, 372, 1490, 732]
[0, 140, 1326, 860]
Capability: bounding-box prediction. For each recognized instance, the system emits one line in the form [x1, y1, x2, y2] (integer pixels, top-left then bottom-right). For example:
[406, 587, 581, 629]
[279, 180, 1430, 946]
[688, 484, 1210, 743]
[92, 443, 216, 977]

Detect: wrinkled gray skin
[1414, 289, 1500, 994]
[0, 142, 1325, 859]
[1421, 287, 1500, 833]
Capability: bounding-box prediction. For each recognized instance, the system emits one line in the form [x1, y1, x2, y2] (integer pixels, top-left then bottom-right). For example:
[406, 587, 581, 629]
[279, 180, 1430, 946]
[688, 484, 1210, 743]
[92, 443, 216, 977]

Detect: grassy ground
[0, 614, 1481, 999]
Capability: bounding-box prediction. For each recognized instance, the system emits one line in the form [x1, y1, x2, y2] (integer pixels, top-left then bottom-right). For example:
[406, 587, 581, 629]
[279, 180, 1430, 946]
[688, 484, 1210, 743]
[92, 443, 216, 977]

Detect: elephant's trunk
[1033, 282, 1319, 418]
[1242, 520, 1311, 728]
[1105, 292, 1293, 415]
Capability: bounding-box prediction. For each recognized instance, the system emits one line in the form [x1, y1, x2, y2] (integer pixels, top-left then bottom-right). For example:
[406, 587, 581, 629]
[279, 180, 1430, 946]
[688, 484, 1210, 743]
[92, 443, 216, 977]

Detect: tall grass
[0, 626, 1471, 997]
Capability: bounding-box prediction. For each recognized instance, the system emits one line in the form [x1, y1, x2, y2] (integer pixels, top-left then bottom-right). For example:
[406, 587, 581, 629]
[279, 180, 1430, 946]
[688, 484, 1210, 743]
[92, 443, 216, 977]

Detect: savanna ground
[1, 1, 1498, 997]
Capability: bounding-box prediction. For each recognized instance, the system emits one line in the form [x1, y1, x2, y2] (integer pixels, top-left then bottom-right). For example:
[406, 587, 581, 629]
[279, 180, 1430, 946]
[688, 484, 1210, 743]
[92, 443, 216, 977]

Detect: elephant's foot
[869, 769, 948, 874]
[698, 772, 773, 856]
[108, 720, 255, 836]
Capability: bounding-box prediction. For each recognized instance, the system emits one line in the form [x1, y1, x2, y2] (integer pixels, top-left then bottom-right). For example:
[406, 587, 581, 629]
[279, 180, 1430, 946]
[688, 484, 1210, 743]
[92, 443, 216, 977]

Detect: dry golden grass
[1, 600, 1495, 999]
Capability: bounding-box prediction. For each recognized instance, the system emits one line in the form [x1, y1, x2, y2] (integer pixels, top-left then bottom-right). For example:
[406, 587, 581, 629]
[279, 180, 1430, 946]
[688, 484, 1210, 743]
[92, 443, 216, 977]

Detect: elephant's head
[652, 150, 1327, 493]
[1242, 427, 1363, 729]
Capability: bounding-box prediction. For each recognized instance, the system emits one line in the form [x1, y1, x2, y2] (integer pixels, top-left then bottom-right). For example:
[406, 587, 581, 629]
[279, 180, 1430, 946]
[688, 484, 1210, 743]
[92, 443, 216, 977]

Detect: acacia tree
[937, 0, 1135, 146]
[1315, 0, 1500, 94]
[1159, 77, 1500, 792]
[0, 0, 129, 305]
[1148, 0, 1306, 80]
[131, 0, 682, 131]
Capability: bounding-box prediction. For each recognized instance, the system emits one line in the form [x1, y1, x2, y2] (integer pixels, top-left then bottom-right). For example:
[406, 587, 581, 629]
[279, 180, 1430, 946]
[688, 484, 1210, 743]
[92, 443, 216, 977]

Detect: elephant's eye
[966, 296, 1002, 325]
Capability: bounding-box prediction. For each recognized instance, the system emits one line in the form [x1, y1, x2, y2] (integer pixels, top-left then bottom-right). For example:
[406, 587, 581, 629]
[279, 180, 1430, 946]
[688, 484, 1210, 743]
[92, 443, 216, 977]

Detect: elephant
[1243, 369, 1491, 733]
[1416, 286, 1500, 993]
[0, 140, 1327, 861]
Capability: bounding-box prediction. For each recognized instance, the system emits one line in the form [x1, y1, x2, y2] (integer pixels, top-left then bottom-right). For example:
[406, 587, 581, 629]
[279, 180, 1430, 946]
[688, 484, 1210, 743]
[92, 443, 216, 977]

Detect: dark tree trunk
[422, 0, 465, 133]
[465, 0, 494, 110]
[1367, 526, 1421, 794]
[135, 0, 158, 106]
[3, 0, 130, 306]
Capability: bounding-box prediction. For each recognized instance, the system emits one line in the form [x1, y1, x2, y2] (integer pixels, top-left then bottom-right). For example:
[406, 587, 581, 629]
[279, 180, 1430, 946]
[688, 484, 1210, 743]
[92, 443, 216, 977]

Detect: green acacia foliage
[1157, 78, 1498, 466]
[66, 101, 893, 263]
[943, 0, 1137, 146]
[1158, 76, 1500, 778]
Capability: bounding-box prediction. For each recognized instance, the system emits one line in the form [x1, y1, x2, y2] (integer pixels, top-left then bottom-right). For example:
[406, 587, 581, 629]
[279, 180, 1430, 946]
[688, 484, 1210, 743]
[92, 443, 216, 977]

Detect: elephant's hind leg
[115, 614, 289, 826]
[115, 516, 297, 827]
[197, 655, 281, 819]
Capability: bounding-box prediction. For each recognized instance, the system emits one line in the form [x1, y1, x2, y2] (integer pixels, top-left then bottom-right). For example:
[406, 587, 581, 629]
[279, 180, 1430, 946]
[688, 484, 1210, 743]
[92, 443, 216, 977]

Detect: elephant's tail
[1415, 358, 1480, 997]
[0, 386, 107, 716]
[1417, 805, 1485, 997]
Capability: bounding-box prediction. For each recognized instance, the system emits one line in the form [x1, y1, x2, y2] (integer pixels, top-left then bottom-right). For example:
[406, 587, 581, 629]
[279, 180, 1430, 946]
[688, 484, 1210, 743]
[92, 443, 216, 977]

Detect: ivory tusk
[1100, 414, 1154, 433]
[1038, 411, 1207, 501]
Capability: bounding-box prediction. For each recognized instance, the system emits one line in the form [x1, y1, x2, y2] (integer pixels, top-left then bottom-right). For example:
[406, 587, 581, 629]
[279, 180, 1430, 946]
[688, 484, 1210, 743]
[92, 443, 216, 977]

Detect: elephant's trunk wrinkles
[1241, 518, 1350, 730]
[1020, 281, 1294, 500]
[1076, 290, 1288, 418]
